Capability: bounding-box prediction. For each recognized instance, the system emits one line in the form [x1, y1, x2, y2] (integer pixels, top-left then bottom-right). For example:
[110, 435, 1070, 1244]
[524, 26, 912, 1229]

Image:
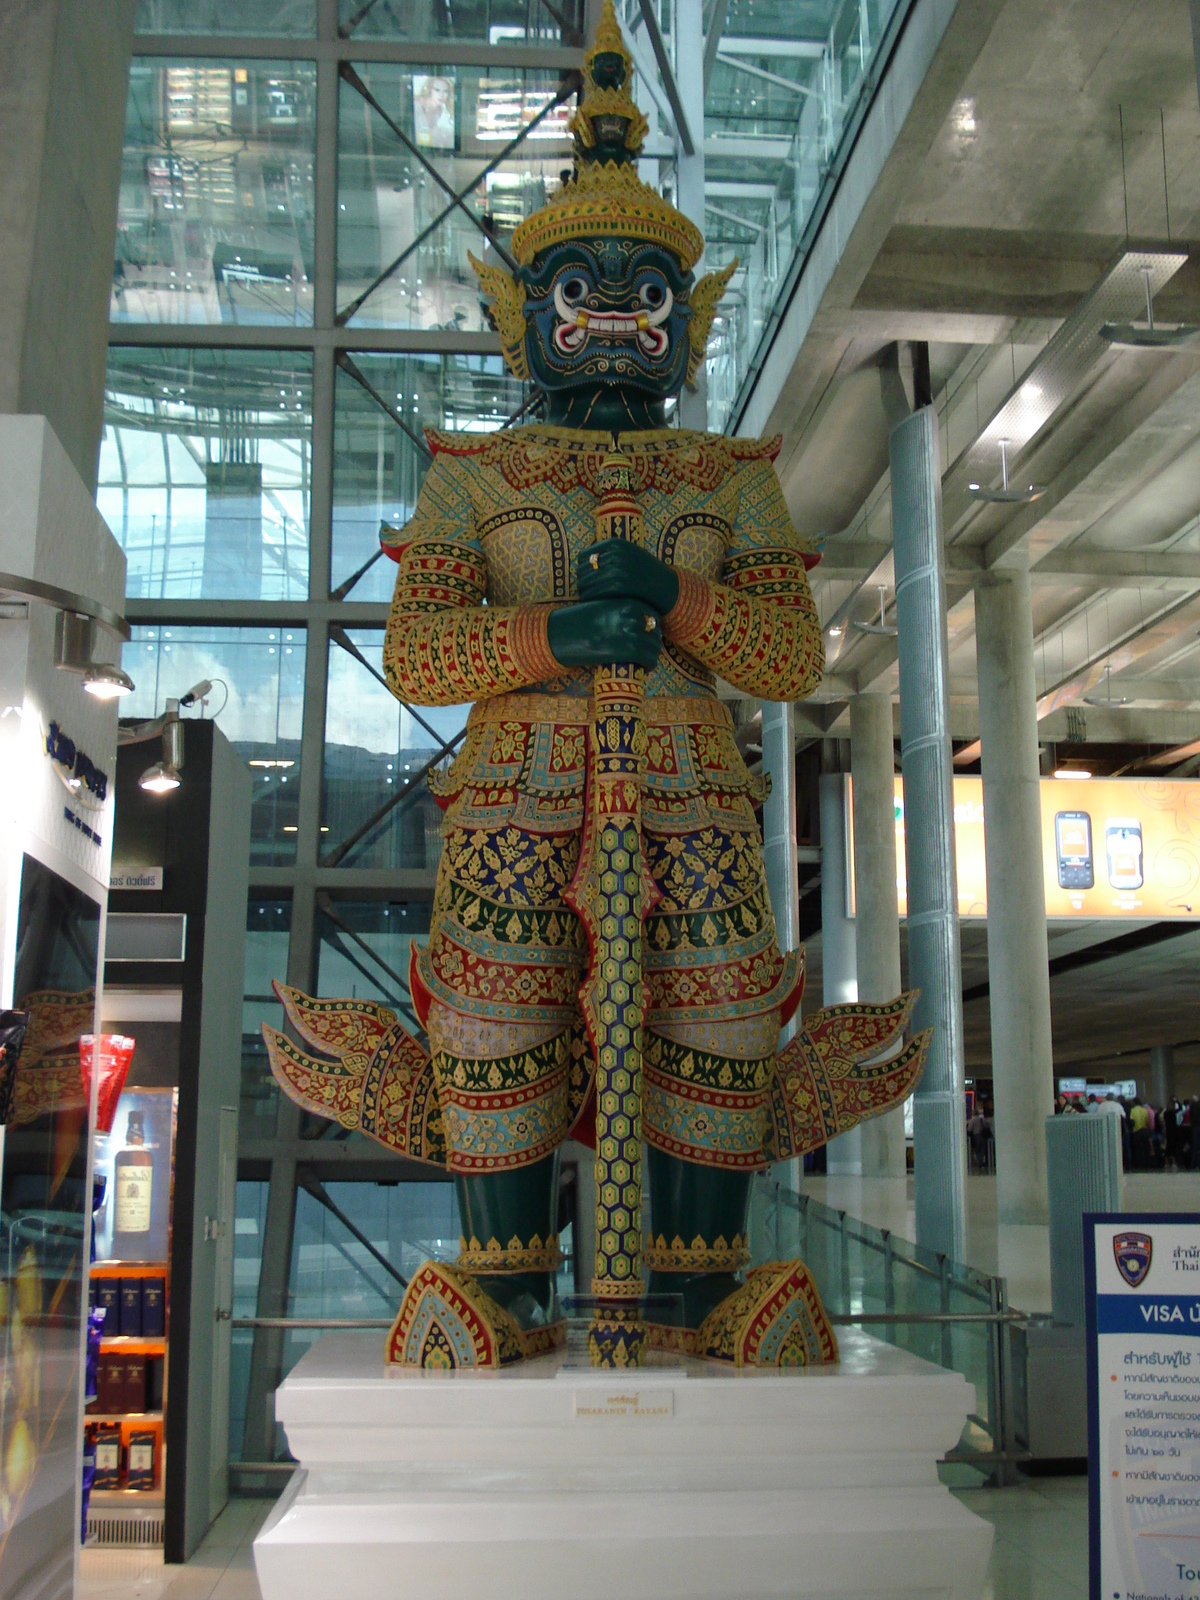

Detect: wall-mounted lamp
[139, 717, 184, 793]
[0, 572, 133, 697]
[55, 612, 135, 699]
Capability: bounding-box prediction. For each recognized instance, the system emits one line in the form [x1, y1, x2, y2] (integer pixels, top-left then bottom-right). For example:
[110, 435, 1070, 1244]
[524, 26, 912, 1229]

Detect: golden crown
[509, 0, 704, 272]
[510, 157, 704, 270]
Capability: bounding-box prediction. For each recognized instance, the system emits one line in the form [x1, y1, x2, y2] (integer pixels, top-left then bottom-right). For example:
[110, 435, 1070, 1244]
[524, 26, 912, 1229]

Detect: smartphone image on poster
[1105, 818, 1143, 890]
[1055, 811, 1093, 889]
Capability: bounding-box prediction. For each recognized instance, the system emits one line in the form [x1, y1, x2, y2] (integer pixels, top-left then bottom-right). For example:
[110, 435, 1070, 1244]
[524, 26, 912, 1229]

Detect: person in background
[968, 1105, 989, 1172]
[1094, 1092, 1127, 1168]
[1164, 1098, 1180, 1169]
[1129, 1098, 1151, 1171]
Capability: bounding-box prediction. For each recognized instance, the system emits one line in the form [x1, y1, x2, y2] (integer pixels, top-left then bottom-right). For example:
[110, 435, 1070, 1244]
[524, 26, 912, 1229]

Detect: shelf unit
[86, 1260, 170, 1502]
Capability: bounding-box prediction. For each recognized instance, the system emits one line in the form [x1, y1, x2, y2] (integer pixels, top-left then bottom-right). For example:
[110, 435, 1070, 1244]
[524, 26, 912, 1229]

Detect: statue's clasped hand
[547, 597, 663, 669]
[576, 540, 680, 615]
[546, 543, 679, 670]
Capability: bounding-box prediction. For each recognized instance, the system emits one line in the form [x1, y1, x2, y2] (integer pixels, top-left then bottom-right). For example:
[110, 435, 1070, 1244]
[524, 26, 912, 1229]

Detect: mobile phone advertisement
[1087, 1214, 1200, 1600]
[850, 776, 1200, 921]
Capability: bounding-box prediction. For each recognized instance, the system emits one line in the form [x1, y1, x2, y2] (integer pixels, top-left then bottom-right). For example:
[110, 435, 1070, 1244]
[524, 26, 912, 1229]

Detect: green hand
[547, 598, 665, 669]
[576, 541, 680, 615]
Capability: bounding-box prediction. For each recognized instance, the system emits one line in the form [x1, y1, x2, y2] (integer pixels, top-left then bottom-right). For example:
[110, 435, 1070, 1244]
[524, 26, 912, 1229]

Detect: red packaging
[79, 1035, 136, 1134]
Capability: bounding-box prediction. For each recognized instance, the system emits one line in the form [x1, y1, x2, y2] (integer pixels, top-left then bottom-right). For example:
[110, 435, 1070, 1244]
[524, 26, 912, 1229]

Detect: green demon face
[520, 237, 692, 400]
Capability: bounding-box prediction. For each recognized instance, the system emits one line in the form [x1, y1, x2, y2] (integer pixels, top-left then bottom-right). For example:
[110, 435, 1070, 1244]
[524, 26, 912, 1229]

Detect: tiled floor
[79, 1477, 1089, 1599]
[79, 1497, 273, 1600]
[953, 1474, 1089, 1600]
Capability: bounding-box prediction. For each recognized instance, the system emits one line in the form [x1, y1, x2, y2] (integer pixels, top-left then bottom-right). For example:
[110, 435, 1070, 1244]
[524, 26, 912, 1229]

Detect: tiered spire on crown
[509, 0, 704, 271]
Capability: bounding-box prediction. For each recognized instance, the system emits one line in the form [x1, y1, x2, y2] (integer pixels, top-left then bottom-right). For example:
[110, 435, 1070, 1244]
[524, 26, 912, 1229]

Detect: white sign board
[1087, 1213, 1200, 1600]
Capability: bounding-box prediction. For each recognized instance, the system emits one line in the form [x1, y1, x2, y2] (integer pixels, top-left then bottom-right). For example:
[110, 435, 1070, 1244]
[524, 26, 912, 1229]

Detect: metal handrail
[830, 1312, 1023, 1325]
[233, 1317, 393, 1329]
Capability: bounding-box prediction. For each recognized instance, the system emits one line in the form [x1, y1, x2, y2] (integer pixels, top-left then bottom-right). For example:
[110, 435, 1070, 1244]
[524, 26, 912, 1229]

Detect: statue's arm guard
[382, 454, 560, 707]
[664, 456, 824, 702]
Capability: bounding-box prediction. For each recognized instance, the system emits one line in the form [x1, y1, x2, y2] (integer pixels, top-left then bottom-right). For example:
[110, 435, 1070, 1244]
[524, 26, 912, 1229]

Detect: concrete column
[890, 405, 967, 1262]
[1150, 1044, 1175, 1107]
[975, 565, 1054, 1226]
[0, 0, 135, 491]
[849, 694, 907, 1177]
[820, 772, 861, 1174]
[675, 0, 707, 431]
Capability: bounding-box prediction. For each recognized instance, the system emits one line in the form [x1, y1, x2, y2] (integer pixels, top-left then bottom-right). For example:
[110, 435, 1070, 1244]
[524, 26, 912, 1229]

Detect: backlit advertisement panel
[847, 776, 1200, 920]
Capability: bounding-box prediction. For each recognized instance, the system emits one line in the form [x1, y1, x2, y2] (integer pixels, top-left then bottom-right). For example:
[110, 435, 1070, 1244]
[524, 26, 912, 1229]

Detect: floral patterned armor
[263, 2, 928, 1371]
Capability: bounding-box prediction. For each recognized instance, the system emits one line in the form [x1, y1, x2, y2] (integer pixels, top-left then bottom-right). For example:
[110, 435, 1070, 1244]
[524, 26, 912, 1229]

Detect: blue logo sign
[1114, 1231, 1153, 1287]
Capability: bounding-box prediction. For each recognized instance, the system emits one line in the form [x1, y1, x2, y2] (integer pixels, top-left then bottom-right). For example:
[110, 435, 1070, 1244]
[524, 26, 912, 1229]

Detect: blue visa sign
[1086, 1213, 1200, 1600]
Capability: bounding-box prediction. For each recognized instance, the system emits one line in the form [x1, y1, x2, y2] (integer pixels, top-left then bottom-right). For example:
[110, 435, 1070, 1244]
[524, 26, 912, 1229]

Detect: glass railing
[752, 1179, 1023, 1482]
[229, 1181, 1023, 1483]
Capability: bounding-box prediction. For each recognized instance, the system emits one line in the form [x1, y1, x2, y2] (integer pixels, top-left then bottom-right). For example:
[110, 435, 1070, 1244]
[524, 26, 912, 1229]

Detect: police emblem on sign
[1114, 1232, 1153, 1288]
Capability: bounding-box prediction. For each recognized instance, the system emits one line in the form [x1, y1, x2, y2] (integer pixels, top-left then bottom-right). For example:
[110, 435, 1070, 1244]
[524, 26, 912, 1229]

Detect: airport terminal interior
[2, 1, 1200, 1597]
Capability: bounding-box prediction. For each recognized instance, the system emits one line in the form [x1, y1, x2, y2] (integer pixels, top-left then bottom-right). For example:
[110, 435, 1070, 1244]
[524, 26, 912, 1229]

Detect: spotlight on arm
[138, 707, 185, 795]
[56, 612, 135, 698]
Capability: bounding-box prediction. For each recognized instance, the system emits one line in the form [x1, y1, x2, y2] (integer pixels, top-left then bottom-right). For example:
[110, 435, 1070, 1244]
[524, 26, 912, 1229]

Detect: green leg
[455, 1152, 560, 1330]
[645, 1146, 752, 1329]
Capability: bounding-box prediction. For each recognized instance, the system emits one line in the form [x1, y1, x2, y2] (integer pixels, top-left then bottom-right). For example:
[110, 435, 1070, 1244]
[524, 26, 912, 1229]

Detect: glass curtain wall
[111, 2, 584, 1470]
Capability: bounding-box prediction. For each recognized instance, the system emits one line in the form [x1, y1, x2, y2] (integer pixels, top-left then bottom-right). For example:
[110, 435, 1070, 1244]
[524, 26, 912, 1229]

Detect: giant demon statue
[263, 4, 927, 1370]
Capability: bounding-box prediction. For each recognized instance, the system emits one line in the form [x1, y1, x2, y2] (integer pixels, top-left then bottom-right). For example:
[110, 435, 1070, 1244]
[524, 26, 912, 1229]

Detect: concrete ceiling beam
[855, 229, 1200, 323]
[980, 354, 1200, 570]
[1031, 549, 1200, 584]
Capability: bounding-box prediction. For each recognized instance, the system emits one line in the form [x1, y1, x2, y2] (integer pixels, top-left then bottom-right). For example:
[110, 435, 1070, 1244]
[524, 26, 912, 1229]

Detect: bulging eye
[641, 282, 666, 308]
[560, 274, 589, 304]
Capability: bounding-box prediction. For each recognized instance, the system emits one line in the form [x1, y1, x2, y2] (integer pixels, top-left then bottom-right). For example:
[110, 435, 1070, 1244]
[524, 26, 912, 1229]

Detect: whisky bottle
[113, 1111, 153, 1260]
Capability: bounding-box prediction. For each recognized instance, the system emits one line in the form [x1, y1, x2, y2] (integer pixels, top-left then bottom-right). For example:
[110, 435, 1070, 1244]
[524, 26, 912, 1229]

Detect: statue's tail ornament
[765, 991, 931, 1161]
[261, 981, 446, 1165]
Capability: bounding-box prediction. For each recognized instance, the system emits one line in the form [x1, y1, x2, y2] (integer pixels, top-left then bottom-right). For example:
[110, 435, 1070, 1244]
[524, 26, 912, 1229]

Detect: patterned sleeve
[382, 455, 560, 707]
[663, 456, 824, 701]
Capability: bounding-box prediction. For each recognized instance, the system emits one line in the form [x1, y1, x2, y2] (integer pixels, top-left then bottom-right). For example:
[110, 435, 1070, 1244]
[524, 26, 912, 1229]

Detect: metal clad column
[975, 565, 1054, 1225]
[890, 406, 967, 1261]
[850, 694, 906, 1177]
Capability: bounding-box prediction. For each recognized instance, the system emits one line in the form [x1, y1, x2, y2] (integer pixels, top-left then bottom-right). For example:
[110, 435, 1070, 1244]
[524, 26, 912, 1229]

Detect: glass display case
[85, 1088, 177, 1517]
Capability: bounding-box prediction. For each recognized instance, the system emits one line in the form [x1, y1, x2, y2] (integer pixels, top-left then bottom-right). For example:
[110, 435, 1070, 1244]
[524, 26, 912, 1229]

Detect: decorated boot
[261, 983, 566, 1369]
[643, 995, 930, 1365]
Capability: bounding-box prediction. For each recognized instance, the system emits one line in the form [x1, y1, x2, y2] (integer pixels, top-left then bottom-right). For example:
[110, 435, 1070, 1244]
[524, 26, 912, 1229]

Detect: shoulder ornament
[467, 251, 530, 381]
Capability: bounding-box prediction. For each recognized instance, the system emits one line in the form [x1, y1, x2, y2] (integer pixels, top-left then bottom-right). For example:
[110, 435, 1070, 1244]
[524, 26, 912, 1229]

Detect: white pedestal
[253, 1331, 993, 1600]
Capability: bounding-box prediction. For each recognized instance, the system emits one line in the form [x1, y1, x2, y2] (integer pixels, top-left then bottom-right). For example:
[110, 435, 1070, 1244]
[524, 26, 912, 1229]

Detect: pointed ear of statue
[468, 251, 530, 382]
[686, 259, 737, 386]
